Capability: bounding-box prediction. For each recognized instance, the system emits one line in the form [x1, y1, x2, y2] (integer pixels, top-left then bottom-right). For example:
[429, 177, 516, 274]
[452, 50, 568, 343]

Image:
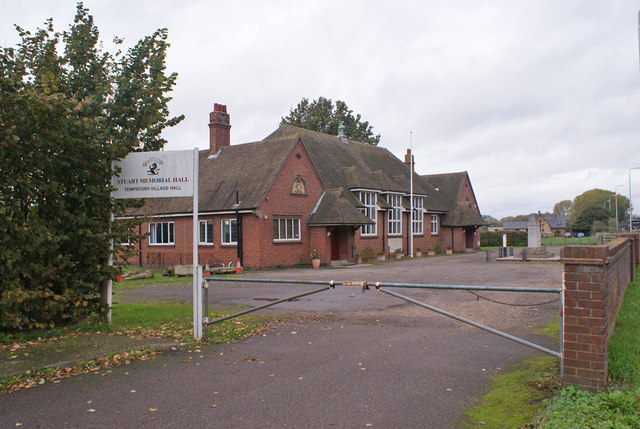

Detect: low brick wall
[562, 234, 639, 392]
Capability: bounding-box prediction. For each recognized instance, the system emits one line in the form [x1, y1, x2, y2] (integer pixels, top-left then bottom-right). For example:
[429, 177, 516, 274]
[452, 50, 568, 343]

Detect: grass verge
[536, 270, 640, 428]
[463, 355, 561, 428]
[1, 301, 273, 393]
[461, 317, 561, 427]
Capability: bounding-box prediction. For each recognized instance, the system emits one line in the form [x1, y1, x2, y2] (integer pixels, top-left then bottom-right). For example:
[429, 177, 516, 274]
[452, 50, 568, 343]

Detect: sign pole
[192, 147, 202, 339]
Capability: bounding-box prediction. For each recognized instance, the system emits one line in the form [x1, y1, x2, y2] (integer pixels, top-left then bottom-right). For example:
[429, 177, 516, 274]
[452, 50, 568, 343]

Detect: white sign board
[109, 148, 203, 339]
[112, 150, 195, 199]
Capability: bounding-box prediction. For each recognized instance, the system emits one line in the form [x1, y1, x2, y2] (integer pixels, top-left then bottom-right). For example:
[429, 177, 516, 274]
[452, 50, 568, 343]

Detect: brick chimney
[404, 149, 414, 170]
[209, 103, 231, 155]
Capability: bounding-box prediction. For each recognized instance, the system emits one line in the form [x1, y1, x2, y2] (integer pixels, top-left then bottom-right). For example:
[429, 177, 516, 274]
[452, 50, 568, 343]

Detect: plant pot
[427, 251, 435, 256]
[395, 253, 404, 259]
[376, 255, 386, 261]
[446, 249, 453, 255]
[415, 251, 422, 257]
[355, 257, 363, 264]
[312, 259, 321, 269]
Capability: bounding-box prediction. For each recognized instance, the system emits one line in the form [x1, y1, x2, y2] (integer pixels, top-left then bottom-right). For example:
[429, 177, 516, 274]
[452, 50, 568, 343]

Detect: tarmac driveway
[0, 252, 563, 428]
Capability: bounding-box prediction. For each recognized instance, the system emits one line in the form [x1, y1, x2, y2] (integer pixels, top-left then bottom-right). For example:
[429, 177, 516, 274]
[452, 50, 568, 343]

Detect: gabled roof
[130, 135, 298, 215]
[503, 221, 529, 230]
[441, 202, 485, 227]
[543, 214, 567, 229]
[422, 171, 485, 226]
[308, 188, 375, 226]
[264, 125, 448, 212]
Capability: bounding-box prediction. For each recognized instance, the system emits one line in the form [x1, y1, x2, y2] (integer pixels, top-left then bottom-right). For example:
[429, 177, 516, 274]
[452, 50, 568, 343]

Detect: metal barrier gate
[203, 277, 563, 365]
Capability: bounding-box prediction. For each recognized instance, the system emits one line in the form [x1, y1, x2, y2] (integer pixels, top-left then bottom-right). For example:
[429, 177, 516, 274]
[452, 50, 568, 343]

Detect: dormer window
[387, 194, 402, 236]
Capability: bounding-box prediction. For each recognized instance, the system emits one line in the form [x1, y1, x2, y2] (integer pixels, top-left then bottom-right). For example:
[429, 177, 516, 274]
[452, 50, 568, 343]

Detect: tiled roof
[265, 125, 448, 212]
[308, 189, 375, 226]
[422, 171, 485, 226]
[503, 221, 529, 230]
[543, 214, 567, 229]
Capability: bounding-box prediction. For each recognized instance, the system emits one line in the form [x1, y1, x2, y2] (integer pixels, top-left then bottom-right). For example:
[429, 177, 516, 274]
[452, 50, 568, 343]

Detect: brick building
[122, 104, 485, 269]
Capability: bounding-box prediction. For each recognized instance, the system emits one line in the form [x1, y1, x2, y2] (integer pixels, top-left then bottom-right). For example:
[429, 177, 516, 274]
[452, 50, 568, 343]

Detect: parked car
[577, 232, 585, 238]
[564, 232, 572, 238]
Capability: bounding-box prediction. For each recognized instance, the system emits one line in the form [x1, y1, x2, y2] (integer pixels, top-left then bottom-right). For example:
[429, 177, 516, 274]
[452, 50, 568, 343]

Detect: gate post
[562, 240, 632, 392]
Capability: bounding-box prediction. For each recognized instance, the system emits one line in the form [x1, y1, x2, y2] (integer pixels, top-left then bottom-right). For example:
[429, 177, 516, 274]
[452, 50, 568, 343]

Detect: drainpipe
[235, 190, 243, 266]
[138, 217, 142, 267]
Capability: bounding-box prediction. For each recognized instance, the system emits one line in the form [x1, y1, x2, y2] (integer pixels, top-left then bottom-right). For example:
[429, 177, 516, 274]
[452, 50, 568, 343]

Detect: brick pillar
[562, 240, 633, 392]
[562, 246, 608, 392]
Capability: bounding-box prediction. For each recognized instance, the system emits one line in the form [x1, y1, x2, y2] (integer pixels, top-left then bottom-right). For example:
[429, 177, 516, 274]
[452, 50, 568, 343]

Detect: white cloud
[3, 0, 640, 219]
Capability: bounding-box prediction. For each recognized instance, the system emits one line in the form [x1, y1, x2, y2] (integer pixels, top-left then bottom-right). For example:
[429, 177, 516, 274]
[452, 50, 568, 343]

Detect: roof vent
[338, 123, 347, 143]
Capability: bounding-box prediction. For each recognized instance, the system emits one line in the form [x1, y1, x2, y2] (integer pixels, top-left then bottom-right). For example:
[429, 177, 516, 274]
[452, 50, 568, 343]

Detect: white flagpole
[410, 132, 414, 258]
[192, 148, 202, 339]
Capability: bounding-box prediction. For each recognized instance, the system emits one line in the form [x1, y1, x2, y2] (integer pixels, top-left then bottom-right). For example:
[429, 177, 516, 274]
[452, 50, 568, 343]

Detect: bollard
[486, 248, 491, 262]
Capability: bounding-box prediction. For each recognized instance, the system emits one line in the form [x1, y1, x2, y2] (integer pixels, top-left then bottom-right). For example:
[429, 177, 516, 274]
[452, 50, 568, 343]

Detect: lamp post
[614, 185, 623, 232]
[629, 168, 640, 231]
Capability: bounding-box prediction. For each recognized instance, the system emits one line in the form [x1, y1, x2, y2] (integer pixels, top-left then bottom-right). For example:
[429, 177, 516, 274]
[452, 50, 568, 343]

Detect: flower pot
[427, 251, 435, 256]
[376, 255, 386, 261]
[395, 253, 404, 259]
[415, 251, 422, 257]
[355, 257, 363, 264]
[446, 249, 453, 255]
[312, 259, 321, 269]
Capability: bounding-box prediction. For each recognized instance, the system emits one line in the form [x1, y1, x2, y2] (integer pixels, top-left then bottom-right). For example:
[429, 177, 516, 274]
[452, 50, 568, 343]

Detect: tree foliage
[568, 189, 629, 234]
[482, 214, 501, 227]
[0, 4, 183, 331]
[281, 97, 381, 145]
[553, 200, 572, 217]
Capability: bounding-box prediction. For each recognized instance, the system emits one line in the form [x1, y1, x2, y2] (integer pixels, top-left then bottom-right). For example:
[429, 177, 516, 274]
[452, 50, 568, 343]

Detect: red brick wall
[562, 236, 638, 392]
[123, 139, 326, 270]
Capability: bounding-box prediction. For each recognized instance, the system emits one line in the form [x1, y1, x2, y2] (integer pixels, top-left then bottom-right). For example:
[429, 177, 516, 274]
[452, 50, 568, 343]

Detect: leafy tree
[281, 97, 381, 145]
[482, 215, 501, 227]
[0, 4, 183, 330]
[500, 215, 529, 223]
[568, 189, 629, 234]
[553, 200, 572, 217]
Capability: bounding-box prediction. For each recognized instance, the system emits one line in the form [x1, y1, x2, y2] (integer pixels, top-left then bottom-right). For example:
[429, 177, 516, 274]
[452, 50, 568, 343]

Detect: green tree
[500, 215, 529, 223]
[281, 97, 381, 145]
[568, 189, 629, 234]
[482, 215, 501, 227]
[0, 3, 183, 330]
[553, 200, 572, 217]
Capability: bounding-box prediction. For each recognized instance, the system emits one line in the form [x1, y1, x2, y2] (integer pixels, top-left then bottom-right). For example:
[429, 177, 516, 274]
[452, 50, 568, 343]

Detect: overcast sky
[3, 1, 640, 219]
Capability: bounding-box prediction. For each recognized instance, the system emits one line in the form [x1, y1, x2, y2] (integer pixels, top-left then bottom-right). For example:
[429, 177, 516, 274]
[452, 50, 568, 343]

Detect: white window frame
[431, 214, 439, 236]
[387, 194, 402, 236]
[273, 218, 301, 242]
[221, 219, 238, 245]
[199, 220, 214, 245]
[412, 197, 424, 235]
[357, 191, 377, 236]
[149, 221, 174, 245]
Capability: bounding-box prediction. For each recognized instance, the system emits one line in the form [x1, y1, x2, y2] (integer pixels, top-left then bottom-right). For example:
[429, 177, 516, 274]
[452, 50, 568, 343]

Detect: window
[221, 219, 238, 245]
[412, 197, 423, 235]
[199, 220, 214, 244]
[431, 215, 439, 235]
[357, 191, 377, 236]
[387, 194, 402, 235]
[273, 218, 300, 241]
[149, 222, 174, 245]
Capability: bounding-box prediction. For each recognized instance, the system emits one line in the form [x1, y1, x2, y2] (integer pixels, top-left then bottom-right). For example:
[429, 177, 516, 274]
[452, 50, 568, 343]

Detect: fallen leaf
[87, 409, 96, 413]
[290, 331, 298, 335]
[210, 404, 217, 408]
[149, 408, 158, 412]
[130, 390, 136, 393]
